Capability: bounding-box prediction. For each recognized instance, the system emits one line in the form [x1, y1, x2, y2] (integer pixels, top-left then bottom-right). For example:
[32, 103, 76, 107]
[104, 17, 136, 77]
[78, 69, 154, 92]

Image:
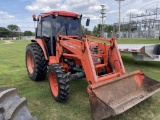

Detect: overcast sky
[0, 0, 159, 31]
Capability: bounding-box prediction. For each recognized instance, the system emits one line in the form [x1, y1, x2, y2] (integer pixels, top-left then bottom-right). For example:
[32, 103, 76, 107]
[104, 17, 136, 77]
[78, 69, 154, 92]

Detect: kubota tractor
[25, 11, 160, 120]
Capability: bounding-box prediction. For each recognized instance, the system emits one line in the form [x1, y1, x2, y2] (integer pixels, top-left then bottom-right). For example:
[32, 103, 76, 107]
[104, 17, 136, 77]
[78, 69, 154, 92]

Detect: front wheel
[48, 64, 70, 102]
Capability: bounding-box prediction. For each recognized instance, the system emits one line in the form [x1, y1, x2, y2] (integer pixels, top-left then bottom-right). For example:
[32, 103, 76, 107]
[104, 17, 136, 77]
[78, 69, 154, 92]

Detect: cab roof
[41, 10, 79, 18]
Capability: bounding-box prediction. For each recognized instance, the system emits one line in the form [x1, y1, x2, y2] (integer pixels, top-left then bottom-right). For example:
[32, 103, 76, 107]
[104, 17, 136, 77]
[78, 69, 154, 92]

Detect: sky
[0, 0, 159, 32]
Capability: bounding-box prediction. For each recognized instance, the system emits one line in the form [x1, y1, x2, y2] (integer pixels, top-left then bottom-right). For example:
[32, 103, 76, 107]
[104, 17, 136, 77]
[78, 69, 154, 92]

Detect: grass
[117, 38, 160, 44]
[90, 38, 160, 44]
[0, 39, 160, 120]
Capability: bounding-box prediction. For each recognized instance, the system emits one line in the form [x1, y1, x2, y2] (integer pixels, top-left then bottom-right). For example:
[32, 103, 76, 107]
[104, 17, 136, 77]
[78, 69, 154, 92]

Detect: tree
[83, 28, 91, 35]
[23, 31, 33, 36]
[104, 25, 113, 33]
[92, 24, 102, 37]
[92, 24, 114, 37]
[32, 32, 36, 36]
[104, 25, 113, 38]
[7, 24, 20, 39]
[81, 26, 91, 36]
[7, 24, 19, 33]
[0, 27, 11, 37]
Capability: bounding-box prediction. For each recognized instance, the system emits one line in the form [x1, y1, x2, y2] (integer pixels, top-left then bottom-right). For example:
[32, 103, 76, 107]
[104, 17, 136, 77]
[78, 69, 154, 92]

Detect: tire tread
[49, 64, 70, 102]
[26, 42, 47, 81]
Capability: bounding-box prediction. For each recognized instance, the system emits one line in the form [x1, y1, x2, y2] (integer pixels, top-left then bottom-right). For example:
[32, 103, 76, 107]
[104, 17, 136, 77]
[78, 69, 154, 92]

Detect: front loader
[25, 11, 160, 120]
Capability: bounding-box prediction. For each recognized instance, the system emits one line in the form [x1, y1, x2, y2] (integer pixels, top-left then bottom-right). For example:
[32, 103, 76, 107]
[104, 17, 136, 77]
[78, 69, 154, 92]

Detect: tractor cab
[32, 11, 86, 55]
[33, 11, 83, 38]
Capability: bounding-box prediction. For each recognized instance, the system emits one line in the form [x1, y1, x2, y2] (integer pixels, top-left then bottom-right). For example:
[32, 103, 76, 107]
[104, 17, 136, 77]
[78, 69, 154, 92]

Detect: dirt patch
[3, 40, 14, 44]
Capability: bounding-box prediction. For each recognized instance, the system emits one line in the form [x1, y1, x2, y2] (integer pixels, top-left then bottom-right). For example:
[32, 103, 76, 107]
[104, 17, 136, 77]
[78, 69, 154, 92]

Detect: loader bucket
[88, 70, 160, 120]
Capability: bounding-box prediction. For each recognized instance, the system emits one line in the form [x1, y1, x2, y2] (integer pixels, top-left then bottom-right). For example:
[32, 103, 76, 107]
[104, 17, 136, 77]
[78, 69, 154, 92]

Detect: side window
[52, 18, 57, 37]
[37, 20, 41, 37]
[42, 17, 51, 37]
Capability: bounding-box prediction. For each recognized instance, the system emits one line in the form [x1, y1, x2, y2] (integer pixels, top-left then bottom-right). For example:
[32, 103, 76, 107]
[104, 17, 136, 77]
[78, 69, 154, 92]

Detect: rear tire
[0, 88, 37, 120]
[26, 42, 47, 81]
[157, 44, 160, 55]
[48, 64, 70, 102]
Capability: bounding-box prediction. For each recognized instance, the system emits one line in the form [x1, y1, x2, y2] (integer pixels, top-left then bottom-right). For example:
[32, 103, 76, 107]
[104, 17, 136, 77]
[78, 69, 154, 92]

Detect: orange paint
[49, 56, 57, 65]
[32, 39, 49, 60]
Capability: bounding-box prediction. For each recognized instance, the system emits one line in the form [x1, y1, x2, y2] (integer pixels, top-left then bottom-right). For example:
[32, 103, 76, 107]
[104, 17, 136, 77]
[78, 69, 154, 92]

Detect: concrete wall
[21, 36, 35, 40]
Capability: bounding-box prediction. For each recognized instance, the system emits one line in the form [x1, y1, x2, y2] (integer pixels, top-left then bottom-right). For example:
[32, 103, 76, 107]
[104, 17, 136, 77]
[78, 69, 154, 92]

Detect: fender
[31, 39, 49, 60]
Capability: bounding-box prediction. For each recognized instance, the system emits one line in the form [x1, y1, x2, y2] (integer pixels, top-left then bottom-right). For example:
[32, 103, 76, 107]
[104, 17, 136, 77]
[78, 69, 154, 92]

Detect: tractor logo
[64, 43, 76, 49]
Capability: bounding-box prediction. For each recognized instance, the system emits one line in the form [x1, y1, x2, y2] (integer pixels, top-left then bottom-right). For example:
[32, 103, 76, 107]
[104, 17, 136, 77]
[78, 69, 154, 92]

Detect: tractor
[25, 11, 160, 120]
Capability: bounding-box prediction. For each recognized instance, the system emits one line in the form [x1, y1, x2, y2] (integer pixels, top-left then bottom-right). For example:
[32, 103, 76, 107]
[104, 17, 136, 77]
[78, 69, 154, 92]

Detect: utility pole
[129, 12, 132, 38]
[159, 20, 160, 40]
[156, 4, 160, 40]
[138, 20, 141, 38]
[115, 0, 124, 39]
[123, 17, 124, 38]
[18, 27, 21, 40]
[100, 5, 106, 38]
[156, 4, 159, 20]
[148, 19, 151, 38]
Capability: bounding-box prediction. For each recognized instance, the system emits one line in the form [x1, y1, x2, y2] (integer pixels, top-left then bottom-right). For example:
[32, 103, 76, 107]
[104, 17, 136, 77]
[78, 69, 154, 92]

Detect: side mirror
[86, 18, 90, 26]
[32, 14, 37, 21]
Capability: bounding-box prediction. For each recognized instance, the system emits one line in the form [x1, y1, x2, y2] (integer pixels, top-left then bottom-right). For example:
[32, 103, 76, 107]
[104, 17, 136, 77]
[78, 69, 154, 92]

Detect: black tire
[157, 44, 160, 55]
[26, 42, 47, 81]
[48, 64, 70, 102]
[0, 88, 37, 120]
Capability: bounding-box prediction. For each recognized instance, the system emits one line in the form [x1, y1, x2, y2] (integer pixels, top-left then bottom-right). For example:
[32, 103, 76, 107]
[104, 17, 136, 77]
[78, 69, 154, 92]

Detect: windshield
[53, 16, 82, 37]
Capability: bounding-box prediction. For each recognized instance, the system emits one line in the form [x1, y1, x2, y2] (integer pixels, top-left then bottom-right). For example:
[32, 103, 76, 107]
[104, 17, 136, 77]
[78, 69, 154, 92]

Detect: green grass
[90, 38, 160, 44]
[117, 38, 160, 44]
[0, 39, 160, 120]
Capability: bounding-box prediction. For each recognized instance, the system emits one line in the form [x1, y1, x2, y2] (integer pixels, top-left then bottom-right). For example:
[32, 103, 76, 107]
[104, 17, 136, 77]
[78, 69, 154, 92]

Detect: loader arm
[56, 35, 160, 120]
[57, 35, 125, 84]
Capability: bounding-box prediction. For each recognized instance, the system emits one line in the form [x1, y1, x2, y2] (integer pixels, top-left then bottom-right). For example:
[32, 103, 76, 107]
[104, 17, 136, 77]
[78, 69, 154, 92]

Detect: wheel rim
[27, 53, 34, 74]
[49, 71, 58, 97]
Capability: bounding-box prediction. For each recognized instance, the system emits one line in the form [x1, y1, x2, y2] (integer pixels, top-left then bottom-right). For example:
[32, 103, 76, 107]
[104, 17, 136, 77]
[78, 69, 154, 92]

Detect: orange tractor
[26, 11, 160, 120]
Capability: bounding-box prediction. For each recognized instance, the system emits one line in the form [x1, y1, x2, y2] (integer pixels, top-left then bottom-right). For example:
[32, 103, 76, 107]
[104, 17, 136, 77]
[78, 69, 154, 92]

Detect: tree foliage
[7, 24, 19, 32]
[82, 26, 91, 35]
[23, 31, 33, 36]
[92, 24, 101, 37]
[0, 27, 11, 37]
[104, 25, 113, 33]
[7, 24, 20, 38]
[92, 24, 113, 37]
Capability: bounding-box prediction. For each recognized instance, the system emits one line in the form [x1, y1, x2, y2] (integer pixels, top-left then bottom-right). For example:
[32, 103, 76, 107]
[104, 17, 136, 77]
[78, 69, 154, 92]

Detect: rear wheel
[157, 44, 160, 55]
[26, 42, 47, 81]
[0, 88, 36, 120]
[48, 64, 70, 102]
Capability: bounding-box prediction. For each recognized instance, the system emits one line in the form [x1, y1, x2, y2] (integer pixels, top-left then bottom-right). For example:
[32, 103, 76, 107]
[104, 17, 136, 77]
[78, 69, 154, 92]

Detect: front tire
[26, 42, 47, 81]
[48, 64, 70, 102]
